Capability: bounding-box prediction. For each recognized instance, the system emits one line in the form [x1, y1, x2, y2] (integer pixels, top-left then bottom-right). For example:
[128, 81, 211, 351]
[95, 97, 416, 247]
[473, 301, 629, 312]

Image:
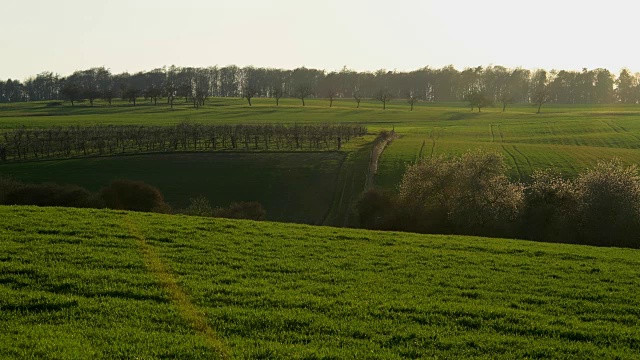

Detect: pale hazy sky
[3, 0, 640, 80]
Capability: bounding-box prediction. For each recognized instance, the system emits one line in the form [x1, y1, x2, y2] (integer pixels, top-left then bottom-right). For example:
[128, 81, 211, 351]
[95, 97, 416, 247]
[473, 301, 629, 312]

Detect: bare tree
[374, 88, 393, 110]
[533, 87, 550, 114]
[498, 92, 514, 112]
[165, 82, 176, 108]
[194, 84, 208, 108]
[144, 86, 162, 105]
[353, 90, 362, 108]
[123, 87, 140, 106]
[407, 90, 419, 111]
[272, 86, 283, 106]
[466, 91, 493, 112]
[84, 88, 100, 106]
[295, 84, 313, 106]
[61, 83, 82, 106]
[243, 85, 257, 106]
[326, 88, 337, 107]
[102, 88, 116, 106]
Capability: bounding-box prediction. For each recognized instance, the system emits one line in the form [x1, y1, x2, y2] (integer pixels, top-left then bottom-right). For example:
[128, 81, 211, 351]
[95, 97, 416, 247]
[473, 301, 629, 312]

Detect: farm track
[502, 145, 523, 180]
[613, 122, 640, 144]
[320, 154, 349, 226]
[428, 127, 440, 157]
[597, 119, 640, 148]
[497, 125, 523, 180]
[124, 216, 230, 360]
[512, 145, 533, 174]
[322, 143, 371, 227]
[366, 131, 398, 189]
[601, 119, 621, 134]
[418, 140, 426, 161]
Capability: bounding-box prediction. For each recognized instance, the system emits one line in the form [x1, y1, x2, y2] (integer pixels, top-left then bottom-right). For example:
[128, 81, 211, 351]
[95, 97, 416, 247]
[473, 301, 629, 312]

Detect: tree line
[0, 122, 367, 162]
[357, 151, 640, 248]
[2, 65, 640, 107]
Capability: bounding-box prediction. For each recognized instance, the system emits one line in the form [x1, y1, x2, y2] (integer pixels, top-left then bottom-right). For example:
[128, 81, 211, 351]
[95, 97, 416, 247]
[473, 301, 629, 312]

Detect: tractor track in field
[512, 145, 533, 174]
[601, 119, 622, 134]
[125, 215, 230, 360]
[601, 119, 640, 146]
[501, 145, 523, 180]
[497, 125, 523, 180]
[322, 144, 370, 227]
[428, 128, 441, 157]
[613, 122, 640, 144]
[418, 140, 427, 161]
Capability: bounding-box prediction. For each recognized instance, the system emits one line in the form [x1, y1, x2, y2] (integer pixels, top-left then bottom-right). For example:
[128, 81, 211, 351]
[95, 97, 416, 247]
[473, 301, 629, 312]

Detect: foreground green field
[1, 206, 639, 358]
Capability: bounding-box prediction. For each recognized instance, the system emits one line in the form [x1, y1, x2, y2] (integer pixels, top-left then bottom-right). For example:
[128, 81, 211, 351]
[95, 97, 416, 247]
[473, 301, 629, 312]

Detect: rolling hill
[1, 206, 639, 359]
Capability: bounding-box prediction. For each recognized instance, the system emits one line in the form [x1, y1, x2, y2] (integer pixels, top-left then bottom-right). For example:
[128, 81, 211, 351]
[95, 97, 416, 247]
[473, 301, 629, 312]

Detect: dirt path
[365, 131, 398, 189]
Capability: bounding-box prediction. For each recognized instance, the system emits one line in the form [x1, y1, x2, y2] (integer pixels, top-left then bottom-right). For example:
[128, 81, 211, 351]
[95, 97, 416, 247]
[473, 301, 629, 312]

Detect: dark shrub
[0, 177, 23, 204]
[213, 201, 266, 221]
[182, 195, 214, 217]
[355, 187, 398, 230]
[99, 179, 170, 213]
[4, 182, 98, 208]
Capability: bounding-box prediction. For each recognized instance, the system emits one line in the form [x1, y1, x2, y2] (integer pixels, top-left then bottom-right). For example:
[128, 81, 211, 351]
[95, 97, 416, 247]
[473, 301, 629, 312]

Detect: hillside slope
[1, 206, 639, 359]
[0, 152, 349, 224]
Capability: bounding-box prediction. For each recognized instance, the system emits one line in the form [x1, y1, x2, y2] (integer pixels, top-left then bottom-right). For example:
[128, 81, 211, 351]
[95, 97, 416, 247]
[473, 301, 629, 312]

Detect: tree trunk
[248, 97, 252, 106]
[301, 98, 305, 106]
[502, 103, 506, 112]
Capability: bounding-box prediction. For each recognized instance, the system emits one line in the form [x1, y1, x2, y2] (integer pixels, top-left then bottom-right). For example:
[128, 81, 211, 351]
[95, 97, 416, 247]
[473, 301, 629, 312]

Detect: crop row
[0, 123, 367, 161]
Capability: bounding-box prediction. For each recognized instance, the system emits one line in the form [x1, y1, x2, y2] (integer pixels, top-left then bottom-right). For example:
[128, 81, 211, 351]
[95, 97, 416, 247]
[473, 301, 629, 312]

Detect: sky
[3, 0, 640, 80]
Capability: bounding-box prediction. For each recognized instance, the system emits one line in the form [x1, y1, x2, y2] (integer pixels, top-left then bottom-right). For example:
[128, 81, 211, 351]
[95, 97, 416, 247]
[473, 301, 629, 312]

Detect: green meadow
[1, 206, 640, 359]
[4, 99, 640, 180]
[3, 100, 640, 358]
[5, 98, 640, 222]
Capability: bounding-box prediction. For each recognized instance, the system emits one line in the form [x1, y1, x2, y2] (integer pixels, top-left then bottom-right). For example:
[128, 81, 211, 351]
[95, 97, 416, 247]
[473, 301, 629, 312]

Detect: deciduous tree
[374, 88, 392, 110]
[295, 84, 313, 106]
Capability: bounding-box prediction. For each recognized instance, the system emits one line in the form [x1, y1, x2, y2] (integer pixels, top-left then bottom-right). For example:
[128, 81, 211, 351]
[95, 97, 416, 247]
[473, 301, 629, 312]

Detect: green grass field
[1, 206, 639, 359]
[4, 98, 640, 222]
[4, 99, 640, 181]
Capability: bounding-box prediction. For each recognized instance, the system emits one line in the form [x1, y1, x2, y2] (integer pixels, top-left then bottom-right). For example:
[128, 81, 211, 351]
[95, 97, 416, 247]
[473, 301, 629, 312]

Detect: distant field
[2, 206, 640, 358]
[377, 114, 640, 187]
[4, 99, 640, 215]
